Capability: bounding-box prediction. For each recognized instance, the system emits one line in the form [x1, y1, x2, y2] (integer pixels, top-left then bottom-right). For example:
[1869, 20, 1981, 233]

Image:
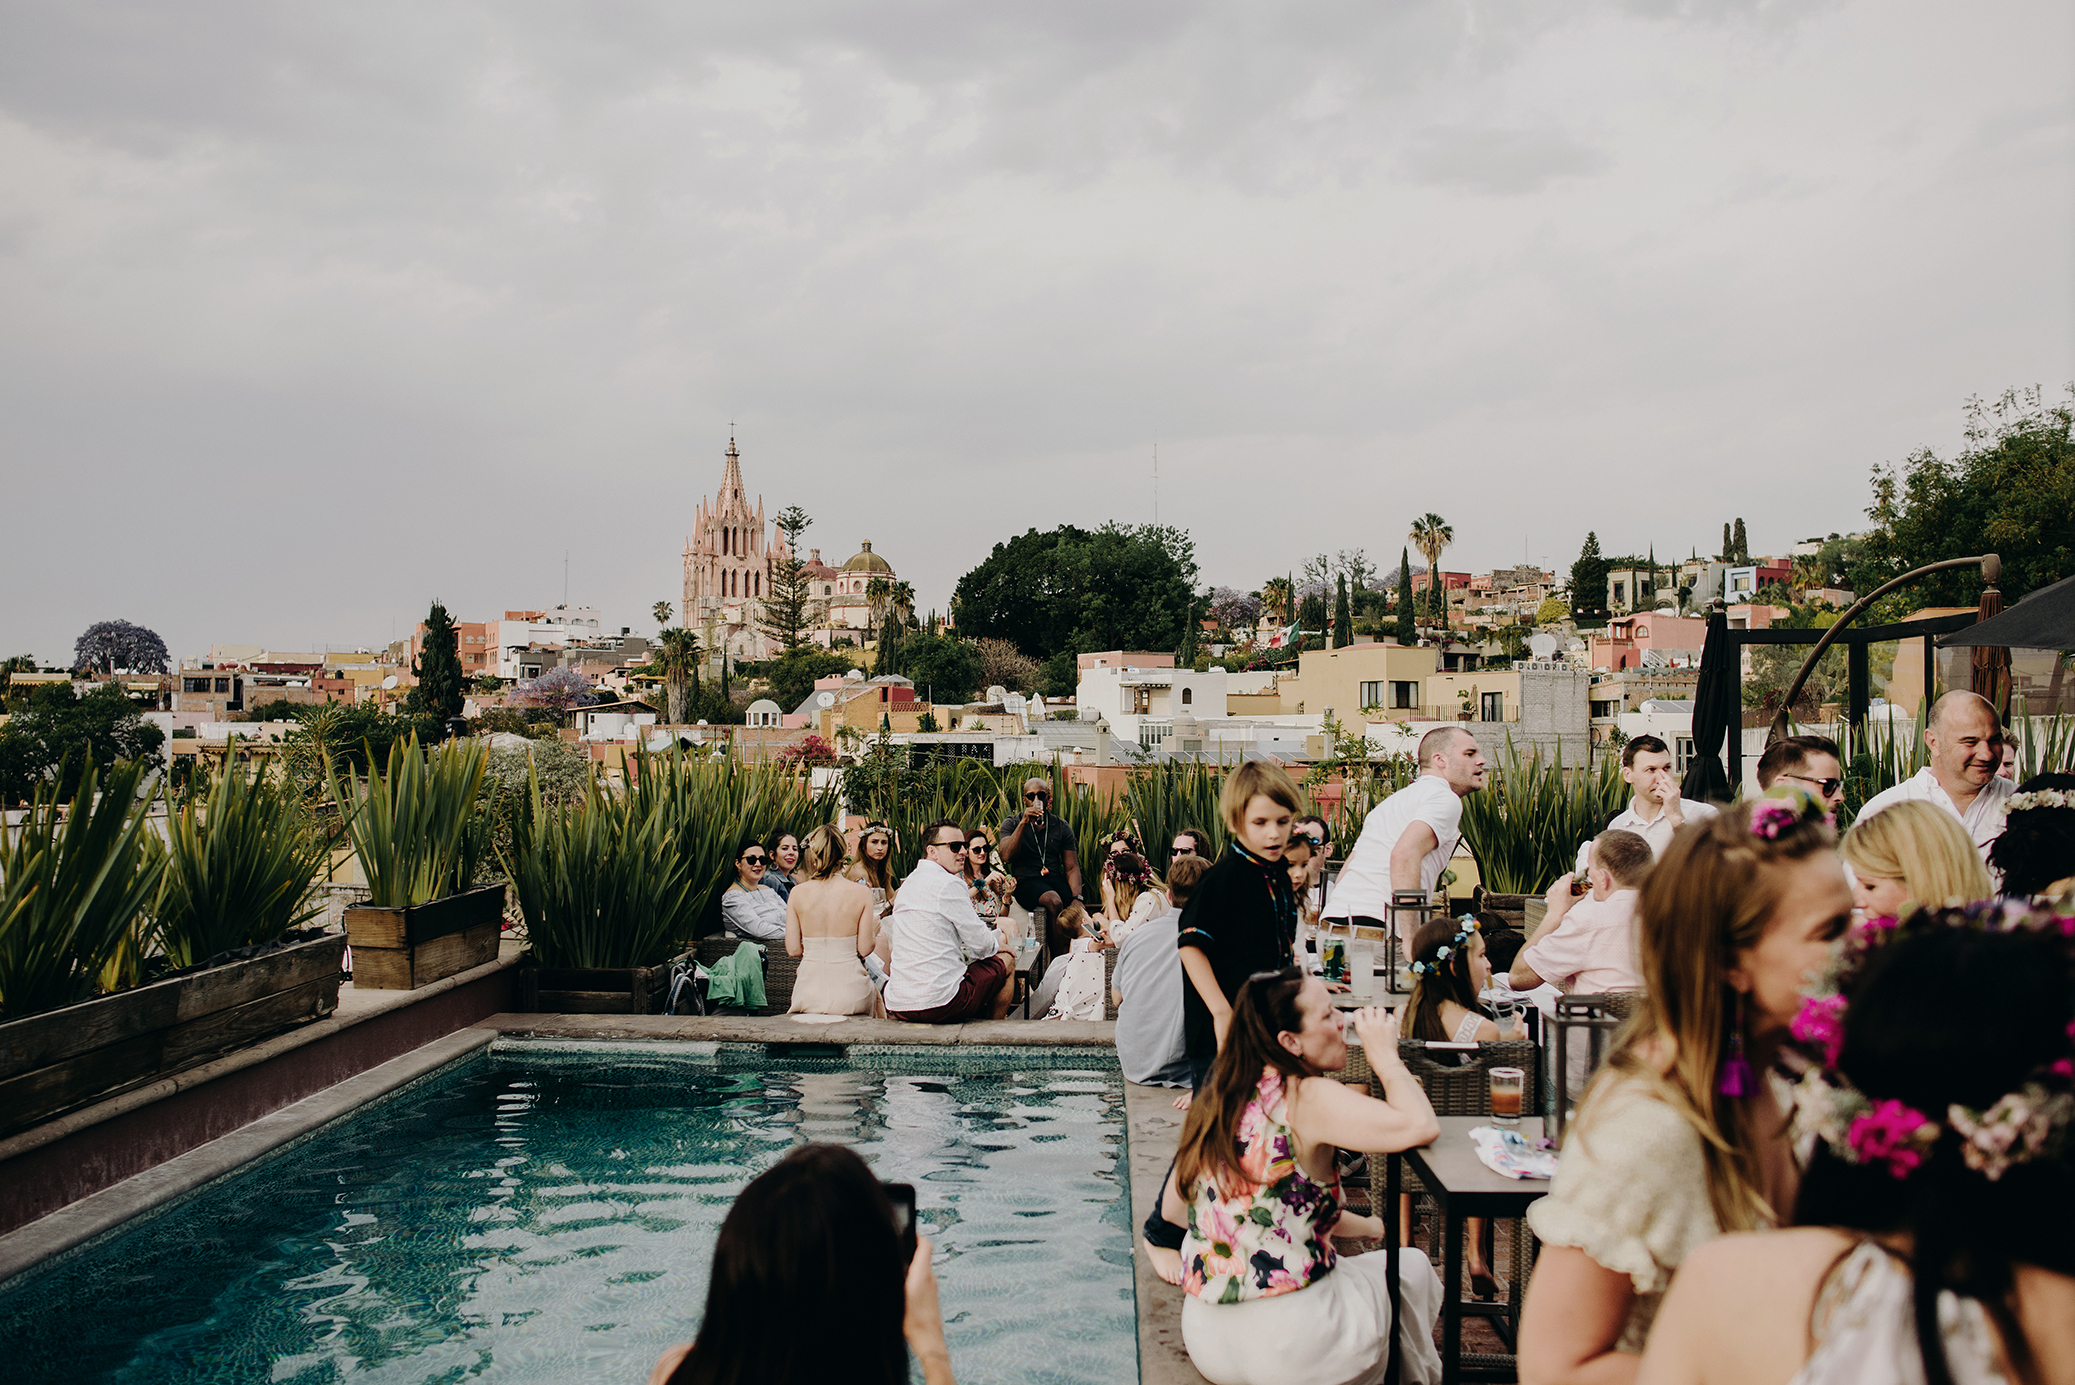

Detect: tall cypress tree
[1569, 533, 1610, 622]
[1721, 522, 1733, 561]
[1732, 517, 1749, 564]
[409, 600, 465, 721]
[1333, 574, 1352, 648]
[1395, 549, 1416, 645]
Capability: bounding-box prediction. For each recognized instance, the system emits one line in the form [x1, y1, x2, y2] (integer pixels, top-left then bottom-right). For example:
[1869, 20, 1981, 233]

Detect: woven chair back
[1396, 1038, 1541, 1117]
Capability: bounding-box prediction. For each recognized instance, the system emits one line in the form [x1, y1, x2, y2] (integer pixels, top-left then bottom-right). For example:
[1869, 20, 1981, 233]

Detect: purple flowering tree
[514, 666, 597, 713]
[73, 620, 170, 675]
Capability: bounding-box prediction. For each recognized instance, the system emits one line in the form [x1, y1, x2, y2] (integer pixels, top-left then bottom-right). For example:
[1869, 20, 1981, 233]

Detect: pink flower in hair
[2052, 1059, 2073, 1080]
[1749, 799, 1802, 840]
[1846, 1099, 1937, 1179]
[1792, 994, 1848, 1067]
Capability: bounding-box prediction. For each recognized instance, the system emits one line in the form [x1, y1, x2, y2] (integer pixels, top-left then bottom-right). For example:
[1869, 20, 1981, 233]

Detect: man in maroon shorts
[884, 818, 1018, 1023]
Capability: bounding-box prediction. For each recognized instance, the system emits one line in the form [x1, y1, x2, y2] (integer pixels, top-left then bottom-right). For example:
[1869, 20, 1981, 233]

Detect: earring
[1717, 989, 1753, 1098]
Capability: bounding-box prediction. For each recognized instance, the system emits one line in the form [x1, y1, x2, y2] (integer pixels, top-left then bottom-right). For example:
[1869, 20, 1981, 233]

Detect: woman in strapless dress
[786, 824, 886, 1019]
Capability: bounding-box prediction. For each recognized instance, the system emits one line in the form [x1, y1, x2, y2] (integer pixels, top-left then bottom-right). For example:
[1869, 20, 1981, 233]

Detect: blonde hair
[802, 824, 846, 880]
[1841, 800, 1992, 912]
[1577, 795, 1838, 1232]
[1219, 760, 1303, 835]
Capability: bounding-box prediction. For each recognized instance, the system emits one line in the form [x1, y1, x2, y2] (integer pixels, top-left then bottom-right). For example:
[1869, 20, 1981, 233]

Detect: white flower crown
[2007, 788, 2073, 812]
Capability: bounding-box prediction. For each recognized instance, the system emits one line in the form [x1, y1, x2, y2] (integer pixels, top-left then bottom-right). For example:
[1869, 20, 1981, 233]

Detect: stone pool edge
[0, 1027, 496, 1288]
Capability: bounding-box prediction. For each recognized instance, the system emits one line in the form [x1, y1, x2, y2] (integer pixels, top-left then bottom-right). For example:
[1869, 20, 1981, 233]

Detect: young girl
[1404, 917, 1523, 1045]
[1102, 851, 1168, 944]
[1030, 900, 1106, 1021]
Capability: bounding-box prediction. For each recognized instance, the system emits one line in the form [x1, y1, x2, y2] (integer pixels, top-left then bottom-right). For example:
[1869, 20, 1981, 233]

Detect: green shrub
[1457, 740, 1627, 894]
[149, 758, 329, 967]
[329, 736, 490, 907]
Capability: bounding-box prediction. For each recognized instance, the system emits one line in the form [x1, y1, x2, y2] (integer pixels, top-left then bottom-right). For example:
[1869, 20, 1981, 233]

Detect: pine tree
[1395, 549, 1416, 645]
[1570, 533, 1609, 622]
[1177, 596, 1200, 666]
[1333, 574, 1352, 648]
[1722, 522, 1733, 561]
[408, 600, 465, 721]
[1732, 518, 1749, 564]
[759, 506, 824, 652]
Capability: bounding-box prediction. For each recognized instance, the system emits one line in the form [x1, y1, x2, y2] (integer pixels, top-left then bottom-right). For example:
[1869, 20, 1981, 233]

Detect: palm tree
[1260, 577, 1294, 625]
[890, 581, 916, 630]
[865, 576, 892, 638]
[652, 600, 674, 629]
[655, 628, 700, 725]
[1409, 513, 1454, 627]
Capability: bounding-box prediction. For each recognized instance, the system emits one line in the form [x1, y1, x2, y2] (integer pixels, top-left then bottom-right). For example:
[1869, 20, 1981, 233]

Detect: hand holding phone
[883, 1181, 917, 1264]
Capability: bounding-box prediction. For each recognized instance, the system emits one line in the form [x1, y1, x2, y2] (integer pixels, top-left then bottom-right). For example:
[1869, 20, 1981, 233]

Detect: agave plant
[1125, 762, 1231, 873]
[1456, 739, 1627, 894]
[0, 759, 162, 1019]
[329, 736, 490, 908]
[149, 756, 330, 968]
[504, 770, 708, 970]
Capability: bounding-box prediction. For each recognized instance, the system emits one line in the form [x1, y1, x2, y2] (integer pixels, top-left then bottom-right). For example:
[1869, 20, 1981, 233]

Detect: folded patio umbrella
[1681, 607, 1736, 803]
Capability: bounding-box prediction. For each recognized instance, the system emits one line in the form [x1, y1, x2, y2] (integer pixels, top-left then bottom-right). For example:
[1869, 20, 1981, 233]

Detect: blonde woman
[1840, 798, 1993, 920]
[785, 825, 884, 1019]
[1517, 790, 1854, 1382]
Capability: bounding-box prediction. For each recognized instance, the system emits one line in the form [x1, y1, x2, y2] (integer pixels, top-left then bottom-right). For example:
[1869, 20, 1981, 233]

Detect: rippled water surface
[0, 1042, 1136, 1385]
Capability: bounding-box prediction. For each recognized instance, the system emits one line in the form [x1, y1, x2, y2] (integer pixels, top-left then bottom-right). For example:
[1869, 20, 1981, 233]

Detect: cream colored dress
[1524, 1074, 1720, 1352]
[787, 935, 884, 1018]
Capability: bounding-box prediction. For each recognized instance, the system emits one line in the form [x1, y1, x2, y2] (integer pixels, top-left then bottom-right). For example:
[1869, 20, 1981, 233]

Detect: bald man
[997, 775, 1083, 953]
[1855, 690, 2014, 863]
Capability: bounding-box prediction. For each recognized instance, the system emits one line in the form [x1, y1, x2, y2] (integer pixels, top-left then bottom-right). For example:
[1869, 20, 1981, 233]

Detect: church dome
[841, 541, 893, 574]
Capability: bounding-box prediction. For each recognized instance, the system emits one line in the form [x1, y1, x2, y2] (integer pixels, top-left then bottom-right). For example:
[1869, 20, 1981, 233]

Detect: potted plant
[0, 757, 346, 1136]
[335, 737, 503, 989]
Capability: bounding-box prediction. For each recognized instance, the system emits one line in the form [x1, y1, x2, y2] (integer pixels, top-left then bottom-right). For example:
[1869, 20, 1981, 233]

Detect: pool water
[0, 1042, 1137, 1385]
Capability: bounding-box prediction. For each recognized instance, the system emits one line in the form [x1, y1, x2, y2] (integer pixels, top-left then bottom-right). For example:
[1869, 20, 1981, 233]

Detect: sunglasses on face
[741, 854, 766, 866]
[1783, 773, 1844, 796]
[933, 839, 968, 853]
[1024, 791, 1049, 801]
[1171, 842, 1195, 854]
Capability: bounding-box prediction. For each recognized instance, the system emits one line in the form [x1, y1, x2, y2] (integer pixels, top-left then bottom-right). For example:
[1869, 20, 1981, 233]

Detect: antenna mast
[1153, 443, 1159, 525]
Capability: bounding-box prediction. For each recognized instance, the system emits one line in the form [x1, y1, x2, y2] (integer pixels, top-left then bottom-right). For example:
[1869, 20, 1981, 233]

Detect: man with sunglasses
[998, 777, 1083, 952]
[885, 819, 1018, 1023]
[1755, 733, 1847, 814]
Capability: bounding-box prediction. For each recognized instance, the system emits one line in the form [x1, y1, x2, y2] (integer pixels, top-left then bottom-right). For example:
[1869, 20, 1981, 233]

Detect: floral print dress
[1182, 1067, 1343, 1305]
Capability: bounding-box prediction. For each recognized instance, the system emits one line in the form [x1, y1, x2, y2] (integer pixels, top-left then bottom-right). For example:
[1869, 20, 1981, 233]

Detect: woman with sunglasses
[964, 831, 1009, 922]
[722, 835, 788, 942]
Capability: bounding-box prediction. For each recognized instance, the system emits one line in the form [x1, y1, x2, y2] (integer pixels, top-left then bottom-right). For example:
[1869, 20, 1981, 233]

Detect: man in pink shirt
[1510, 829, 1653, 994]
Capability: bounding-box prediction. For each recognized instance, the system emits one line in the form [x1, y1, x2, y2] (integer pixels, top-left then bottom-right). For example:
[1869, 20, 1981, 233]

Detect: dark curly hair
[1989, 772, 2075, 897]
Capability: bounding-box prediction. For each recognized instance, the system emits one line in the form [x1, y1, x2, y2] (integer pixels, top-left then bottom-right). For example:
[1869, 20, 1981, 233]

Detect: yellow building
[1270, 643, 1439, 718]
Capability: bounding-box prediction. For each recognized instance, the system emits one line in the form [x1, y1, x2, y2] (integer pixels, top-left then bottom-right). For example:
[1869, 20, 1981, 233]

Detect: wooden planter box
[0, 933, 349, 1137]
[344, 884, 505, 991]
[519, 950, 693, 1015]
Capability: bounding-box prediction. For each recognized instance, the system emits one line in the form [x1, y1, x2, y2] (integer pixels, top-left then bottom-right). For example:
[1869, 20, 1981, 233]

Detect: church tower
[681, 435, 775, 659]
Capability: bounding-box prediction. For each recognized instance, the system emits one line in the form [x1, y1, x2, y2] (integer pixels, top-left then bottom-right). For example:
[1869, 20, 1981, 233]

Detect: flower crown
[1409, 915, 1481, 977]
[1104, 854, 1155, 887]
[1788, 898, 2075, 1181]
[1749, 784, 1833, 840]
[2008, 788, 2073, 813]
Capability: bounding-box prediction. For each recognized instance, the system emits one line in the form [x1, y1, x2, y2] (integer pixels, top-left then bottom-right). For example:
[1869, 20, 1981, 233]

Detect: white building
[492, 606, 603, 681]
[1075, 663, 1230, 750]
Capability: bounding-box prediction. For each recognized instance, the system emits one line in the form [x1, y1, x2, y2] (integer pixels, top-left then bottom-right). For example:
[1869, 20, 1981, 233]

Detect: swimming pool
[0, 1041, 1137, 1384]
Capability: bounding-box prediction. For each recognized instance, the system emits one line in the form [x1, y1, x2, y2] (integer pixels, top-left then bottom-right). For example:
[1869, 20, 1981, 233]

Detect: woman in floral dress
[1161, 964, 1447, 1385]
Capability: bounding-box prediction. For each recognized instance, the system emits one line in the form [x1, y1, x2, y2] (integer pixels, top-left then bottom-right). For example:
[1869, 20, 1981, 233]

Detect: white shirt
[1575, 796, 1721, 874]
[1327, 774, 1463, 921]
[1112, 907, 1190, 1086]
[884, 857, 1002, 1013]
[1856, 767, 2014, 863]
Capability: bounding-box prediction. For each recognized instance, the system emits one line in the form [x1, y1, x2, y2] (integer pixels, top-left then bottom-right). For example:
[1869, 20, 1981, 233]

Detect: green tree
[1732, 518, 1750, 564]
[901, 634, 983, 704]
[1570, 532, 1610, 623]
[765, 646, 852, 712]
[1298, 589, 1327, 631]
[407, 600, 465, 721]
[951, 523, 1198, 657]
[760, 506, 825, 651]
[1261, 576, 1294, 623]
[1848, 386, 2075, 619]
[0, 682, 167, 803]
[1535, 595, 1571, 625]
[1333, 575, 1352, 648]
[1721, 522, 1733, 562]
[652, 600, 674, 629]
[1040, 649, 1078, 698]
[1395, 550, 1416, 645]
[651, 628, 701, 723]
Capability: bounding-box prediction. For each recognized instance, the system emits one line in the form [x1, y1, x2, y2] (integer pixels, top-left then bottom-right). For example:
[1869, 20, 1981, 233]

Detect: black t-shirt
[997, 811, 1078, 902]
[1176, 843, 1298, 1062]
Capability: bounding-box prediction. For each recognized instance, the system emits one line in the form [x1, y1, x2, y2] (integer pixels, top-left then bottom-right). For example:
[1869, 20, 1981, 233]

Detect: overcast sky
[3, 0, 2070, 666]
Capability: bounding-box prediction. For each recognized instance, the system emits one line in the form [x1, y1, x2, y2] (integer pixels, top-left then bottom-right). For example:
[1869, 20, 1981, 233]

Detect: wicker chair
[1358, 1038, 1543, 1347]
[691, 935, 778, 1013]
[1102, 947, 1119, 1021]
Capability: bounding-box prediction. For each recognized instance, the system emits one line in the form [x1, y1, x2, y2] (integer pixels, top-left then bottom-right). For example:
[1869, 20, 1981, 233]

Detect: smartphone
[883, 1181, 917, 1262]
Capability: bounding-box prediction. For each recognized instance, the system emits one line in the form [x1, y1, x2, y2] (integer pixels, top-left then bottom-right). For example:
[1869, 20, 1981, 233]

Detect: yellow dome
[841, 541, 893, 574]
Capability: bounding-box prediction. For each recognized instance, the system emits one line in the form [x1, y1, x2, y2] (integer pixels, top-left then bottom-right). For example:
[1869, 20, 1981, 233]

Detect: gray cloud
[0, 0, 2069, 664]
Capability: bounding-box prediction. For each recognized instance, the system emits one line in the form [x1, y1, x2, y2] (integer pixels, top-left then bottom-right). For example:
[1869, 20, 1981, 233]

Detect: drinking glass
[1488, 980, 1519, 1034]
[1321, 936, 1347, 982]
[1349, 940, 1376, 1000]
[1488, 1066, 1525, 1126]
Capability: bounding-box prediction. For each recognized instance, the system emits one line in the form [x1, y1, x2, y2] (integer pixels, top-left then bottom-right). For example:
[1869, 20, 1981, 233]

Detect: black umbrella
[1681, 606, 1736, 803]
[1939, 572, 2075, 652]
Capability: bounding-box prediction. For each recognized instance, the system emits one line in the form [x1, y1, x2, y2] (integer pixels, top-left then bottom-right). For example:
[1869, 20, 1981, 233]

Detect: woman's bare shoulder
[1676, 1227, 1856, 1289]
[646, 1342, 691, 1385]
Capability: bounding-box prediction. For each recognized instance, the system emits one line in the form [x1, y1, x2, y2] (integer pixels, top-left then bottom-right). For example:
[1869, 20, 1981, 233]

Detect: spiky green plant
[504, 769, 710, 969]
[1456, 739, 1628, 894]
[149, 756, 330, 967]
[328, 736, 490, 907]
[1126, 762, 1231, 873]
[2011, 712, 2075, 782]
[0, 759, 162, 1019]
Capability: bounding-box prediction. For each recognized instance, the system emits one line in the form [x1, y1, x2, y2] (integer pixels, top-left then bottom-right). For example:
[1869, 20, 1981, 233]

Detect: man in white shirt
[1326, 725, 1487, 929]
[1576, 734, 1721, 873]
[1513, 829, 1652, 994]
[885, 819, 1017, 1023]
[1855, 691, 2013, 862]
